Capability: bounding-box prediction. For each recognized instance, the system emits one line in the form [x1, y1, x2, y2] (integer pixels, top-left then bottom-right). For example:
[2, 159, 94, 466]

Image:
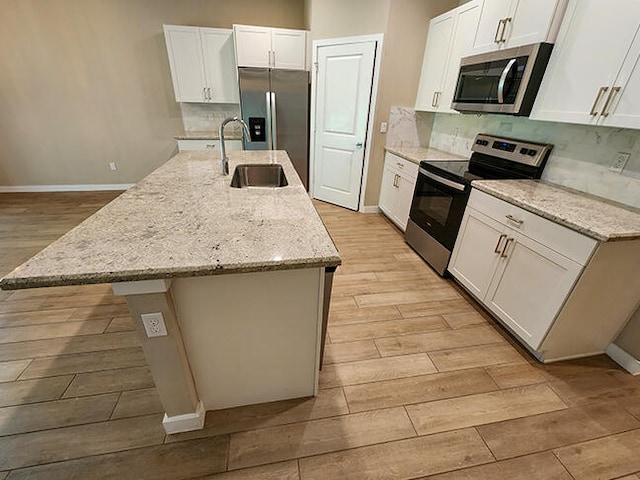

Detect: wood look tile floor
[1, 192, 639, 479]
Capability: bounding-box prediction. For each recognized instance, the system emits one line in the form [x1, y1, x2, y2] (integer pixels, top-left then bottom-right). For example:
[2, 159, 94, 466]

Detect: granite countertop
[472, 180, 640, 242]
[0, 151, 341, 290]
[175, 132, 243, 140]
[384, 146, 467, 165]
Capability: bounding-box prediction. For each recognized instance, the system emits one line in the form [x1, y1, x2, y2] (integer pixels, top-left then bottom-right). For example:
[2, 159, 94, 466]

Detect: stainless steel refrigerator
[238, 68, 310, 189]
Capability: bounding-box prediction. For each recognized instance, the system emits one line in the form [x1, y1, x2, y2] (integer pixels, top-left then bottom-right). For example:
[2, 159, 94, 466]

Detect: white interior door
[312, 41, 376, 210]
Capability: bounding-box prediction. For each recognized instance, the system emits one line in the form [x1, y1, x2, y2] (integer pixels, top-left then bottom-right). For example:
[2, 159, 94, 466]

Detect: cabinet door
[601, 28, 640, 129]
[504, 0, 566, 48]
[379, 162, 398, 224]
[395, 171, 418, 232]
[200, 28, 239, 103]
[415, 12, 455, 111]
[485, 232, 583, 350]
[471, 0, 512, 54]
[234, 25, 271, 68]
[531, 0, 640, 125]
[164, 25, 207, 102]
[440, 0, 482, 114]
[272, 29, 307, 70]
[449, 207, 506, 300]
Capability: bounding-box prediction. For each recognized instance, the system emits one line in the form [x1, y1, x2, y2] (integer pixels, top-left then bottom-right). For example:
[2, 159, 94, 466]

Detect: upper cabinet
[470, 0, 568, 55]
[163, 25, 239, 104]
[415, 0, 482, 113]
[531, 0, 640, 130]
[234, 25, 308, 70]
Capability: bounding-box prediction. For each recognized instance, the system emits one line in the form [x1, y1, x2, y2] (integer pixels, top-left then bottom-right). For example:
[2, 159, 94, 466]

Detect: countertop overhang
[472, 179, 640, 242]
[0, 151, 341, 290]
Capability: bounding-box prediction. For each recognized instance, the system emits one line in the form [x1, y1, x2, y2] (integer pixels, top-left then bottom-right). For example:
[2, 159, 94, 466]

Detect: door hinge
[314, 62, 319, 72]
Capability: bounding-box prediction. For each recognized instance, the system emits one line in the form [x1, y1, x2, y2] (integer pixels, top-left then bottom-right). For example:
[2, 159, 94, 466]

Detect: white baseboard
[0, 184, 134, 193]
[360, 205, 381, 214]
[606, 343, 640, 375]
[162, 401, 206, 434]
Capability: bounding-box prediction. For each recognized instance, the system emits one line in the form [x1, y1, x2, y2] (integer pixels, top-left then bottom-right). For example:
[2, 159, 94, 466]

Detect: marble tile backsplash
[180, 103, 241, 135]
[386, 106, 434, 148]
[429, 113, 640, 208]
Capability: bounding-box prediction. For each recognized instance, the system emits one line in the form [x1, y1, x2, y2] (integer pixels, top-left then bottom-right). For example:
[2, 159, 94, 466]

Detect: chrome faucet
[219, 116, 251, 175]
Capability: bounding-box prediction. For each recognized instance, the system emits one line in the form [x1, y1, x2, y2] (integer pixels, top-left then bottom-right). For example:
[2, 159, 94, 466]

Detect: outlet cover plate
[610, 152, 630, 173]
[141, 312, 168, 337]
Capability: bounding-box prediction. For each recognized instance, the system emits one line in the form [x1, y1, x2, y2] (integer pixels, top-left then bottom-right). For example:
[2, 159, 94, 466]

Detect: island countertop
[1, 150, 341, 290]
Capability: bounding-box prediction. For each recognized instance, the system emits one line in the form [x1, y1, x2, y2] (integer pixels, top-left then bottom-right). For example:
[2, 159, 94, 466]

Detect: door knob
[356, 142, 363, 148]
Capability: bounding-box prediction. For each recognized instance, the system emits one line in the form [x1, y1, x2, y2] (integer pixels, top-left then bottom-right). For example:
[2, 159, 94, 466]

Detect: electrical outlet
[380, 122, 388, 133]
[109, 162, 117, 171]
[610, 152, 630, 173]
[141, 312, 167, 338]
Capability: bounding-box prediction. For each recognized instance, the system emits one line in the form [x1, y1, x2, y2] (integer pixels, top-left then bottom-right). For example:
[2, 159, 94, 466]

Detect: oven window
[415, 192, 453, 227]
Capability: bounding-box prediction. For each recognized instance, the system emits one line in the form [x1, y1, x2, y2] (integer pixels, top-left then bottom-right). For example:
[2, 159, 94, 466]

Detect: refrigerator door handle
[265, 91, 273, 150]
[270, 92, 277, 150]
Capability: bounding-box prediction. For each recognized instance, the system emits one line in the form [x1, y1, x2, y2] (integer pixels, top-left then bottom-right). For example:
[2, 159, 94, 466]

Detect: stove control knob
[520, 147, 529, 155]
[527, 149, 537, 156]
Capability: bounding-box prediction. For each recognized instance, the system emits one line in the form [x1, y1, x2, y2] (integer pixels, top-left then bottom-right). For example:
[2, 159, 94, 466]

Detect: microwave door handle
[497, 58, 517, 104]
[419, 168, 466, 192]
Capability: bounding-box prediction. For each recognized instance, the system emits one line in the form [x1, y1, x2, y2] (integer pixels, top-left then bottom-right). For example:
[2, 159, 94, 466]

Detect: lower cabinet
[379, 152, 419, 231]
[176, 139, 243, 152]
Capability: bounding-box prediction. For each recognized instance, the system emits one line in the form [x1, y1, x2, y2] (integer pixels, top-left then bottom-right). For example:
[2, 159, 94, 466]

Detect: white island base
[112, 267, 327, 434]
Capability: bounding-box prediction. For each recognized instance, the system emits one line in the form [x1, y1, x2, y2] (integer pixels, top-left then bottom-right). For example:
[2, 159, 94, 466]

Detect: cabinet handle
[207, 87, 212, 101]
[500, 17, 512, 43]
[500, 237, 514, 258]
[394, 174, 401, 188]
[494, 234, 507, 253]
[494, 19, 505, 43]
[202, 87, 207, 101]
[432, 91, 438, 107]
[505, 214, 523, 225]
[600, 86, 620, 117]
[205, 143, 216, 149]
[589, 87, 608, 116]
[272, 50, 276, 67]
[396, 162, 403, 168]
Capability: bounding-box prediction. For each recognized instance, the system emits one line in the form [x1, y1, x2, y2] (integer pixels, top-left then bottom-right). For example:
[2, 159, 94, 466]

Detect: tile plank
[406, 384, 567, 436]
[423, 451, 572, 480]
[19, 347, 146, 379]
[228, 407, 416, 470]
[110, 388, 163, 420]
[442, 311, 490, 329]
[319, 353, 437, 388]
[0, 360, 31, 382]
[201, 460, 299, 479]
[397, 299, 476, 318]
[355, 287, 461, 308]
[298, 428, 494, 480]
[0, 376, 73, 407]
[329, 315, 450, 343]
[0, 393, 120, 436]
[0, 414, 165, 470]
[478, 401, 640, 460]
[328, 305, 401, 326]
[105, 315, 134, 333]
[63, 366, 155, 398]
[429, 343, 525, 372]
[344, 368, 498, 413]
[0, 308, 76, 328]
[6, 435, 228, 480]
[484, 362, 547, 389]
[323, 340, 380, 365]
[554, 428, 640, 480]
[0, 319, 110, 344]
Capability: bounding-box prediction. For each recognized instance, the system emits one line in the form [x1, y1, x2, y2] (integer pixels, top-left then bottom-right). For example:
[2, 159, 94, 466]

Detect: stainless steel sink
[230, 164, 288, 188]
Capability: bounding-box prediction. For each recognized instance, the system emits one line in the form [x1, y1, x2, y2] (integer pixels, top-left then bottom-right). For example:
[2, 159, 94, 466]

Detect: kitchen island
[0, 150, 341, 433]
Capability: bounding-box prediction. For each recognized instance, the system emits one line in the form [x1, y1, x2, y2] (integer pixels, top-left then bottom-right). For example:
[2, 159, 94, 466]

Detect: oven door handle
[497, 58, 517, 104]
[419, 168, 467, 192]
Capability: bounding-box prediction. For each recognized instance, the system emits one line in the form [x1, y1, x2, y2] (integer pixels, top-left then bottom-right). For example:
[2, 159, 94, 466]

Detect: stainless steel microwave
[452, 43, 553, 116]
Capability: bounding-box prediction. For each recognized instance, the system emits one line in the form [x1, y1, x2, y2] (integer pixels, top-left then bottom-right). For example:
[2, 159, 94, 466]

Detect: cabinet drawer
[469, 188, 597, 265]
[385, 152, 419, 179]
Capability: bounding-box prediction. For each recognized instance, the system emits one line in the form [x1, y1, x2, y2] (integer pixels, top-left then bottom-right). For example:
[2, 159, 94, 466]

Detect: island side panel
[171, 268, 324, 410]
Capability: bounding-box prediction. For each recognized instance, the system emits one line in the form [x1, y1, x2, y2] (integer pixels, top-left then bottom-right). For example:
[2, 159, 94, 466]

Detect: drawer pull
[494, 234, 507, 253]
[505, 214, 523, 225]
[501, 237, 514, 258]
[396, 162, 403, 168]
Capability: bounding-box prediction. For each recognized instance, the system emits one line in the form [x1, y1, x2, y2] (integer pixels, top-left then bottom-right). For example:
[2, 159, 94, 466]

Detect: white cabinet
[234, 25, 308, 70]
[415, 1, 481, 113]
[164, 25, 239, 104]
[378, 152, 419, 231]
[176, 139, 242, 152]
[450, 189, 595, 350]
[531, 0, 640, 129]
[470, 0, 568, 54]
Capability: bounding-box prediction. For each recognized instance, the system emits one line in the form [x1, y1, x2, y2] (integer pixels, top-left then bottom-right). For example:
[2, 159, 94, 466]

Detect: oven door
[408, 166, 471, 251]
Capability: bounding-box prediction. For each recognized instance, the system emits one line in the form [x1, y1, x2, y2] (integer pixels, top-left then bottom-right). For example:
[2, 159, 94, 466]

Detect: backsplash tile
[386, 106, 434, 148]
[180, 103, 241, 135]
[429, 113, 640, 208]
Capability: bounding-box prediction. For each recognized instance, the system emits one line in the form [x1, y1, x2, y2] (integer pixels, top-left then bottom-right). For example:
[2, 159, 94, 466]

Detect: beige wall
[616, 306, 640, 360]
[0, 0, 304, 187]
[305, 0, 457, 207]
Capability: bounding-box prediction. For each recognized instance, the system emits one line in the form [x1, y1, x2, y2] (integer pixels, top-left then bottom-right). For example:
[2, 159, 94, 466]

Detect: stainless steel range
[405, 133, 552, 276]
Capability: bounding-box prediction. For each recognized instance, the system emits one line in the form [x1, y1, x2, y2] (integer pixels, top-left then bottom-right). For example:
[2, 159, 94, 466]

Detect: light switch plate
[380, 122, 388, 133]
[610, 152, 630, 173]
[141, 312, 168, 337]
